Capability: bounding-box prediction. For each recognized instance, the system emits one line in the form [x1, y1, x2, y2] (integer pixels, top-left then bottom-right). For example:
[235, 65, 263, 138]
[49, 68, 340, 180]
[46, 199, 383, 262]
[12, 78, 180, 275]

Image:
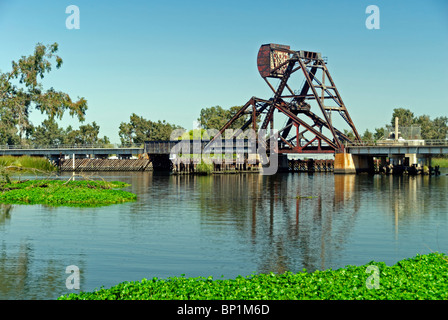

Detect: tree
[197, 105, 248, 131]
[30, 118, 65, 146]
[373, 127, 386, 140]
[119, 113, 183, 144]
[0, 42, 87, 144]
[343, 129, 355, 141]
[391, 108, 415, 127]
[31, 119, 110, 146]
[64, 121, 110, 145]
[433, 116, 448, 140]
[372, 108, 447, 140]
[361, 129, 374, 141]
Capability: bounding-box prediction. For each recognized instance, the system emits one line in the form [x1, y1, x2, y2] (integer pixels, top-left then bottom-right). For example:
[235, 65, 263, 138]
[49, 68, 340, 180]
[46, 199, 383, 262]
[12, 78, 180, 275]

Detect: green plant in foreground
[59, 252, 448, 300]
[196, 159, 213, 175]
[0, 179, 136, 207]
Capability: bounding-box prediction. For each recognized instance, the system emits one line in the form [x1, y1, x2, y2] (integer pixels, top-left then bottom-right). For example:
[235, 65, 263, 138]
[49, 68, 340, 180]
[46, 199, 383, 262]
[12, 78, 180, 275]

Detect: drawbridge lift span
[208, 43, 361, 154]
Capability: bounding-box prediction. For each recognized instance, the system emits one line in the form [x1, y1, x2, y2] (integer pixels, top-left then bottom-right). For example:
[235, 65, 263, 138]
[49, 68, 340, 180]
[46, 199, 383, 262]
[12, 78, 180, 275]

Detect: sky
[0, 0, 447, 143]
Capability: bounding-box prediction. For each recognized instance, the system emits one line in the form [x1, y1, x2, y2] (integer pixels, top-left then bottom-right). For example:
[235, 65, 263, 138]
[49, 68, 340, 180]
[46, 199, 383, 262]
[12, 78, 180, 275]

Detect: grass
[432, 157, 448, 168]
[0, 155, 57, 172]
[58, 252, 448, 300]
[195, 159, 214, 175]
[0, 179, 137, 207]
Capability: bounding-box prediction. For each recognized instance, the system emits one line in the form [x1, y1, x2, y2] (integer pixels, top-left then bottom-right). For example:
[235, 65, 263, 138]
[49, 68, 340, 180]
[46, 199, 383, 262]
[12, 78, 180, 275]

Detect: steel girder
[207, 44, 361, 154]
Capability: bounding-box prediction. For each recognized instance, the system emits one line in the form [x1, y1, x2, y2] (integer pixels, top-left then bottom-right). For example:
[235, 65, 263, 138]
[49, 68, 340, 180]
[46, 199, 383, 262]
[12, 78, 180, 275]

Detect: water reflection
[166, 173, 363, 273]
[0, 171, 446, 299]
[0, 204, 12, 227]
[0, 237, 87, 300]
[372, 174, 448, 239]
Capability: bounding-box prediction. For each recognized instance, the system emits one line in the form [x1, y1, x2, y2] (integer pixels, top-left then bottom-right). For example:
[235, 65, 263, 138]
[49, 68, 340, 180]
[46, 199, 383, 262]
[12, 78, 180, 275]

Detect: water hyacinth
[59, 252, 448, 300]
[0, 179, 136, 207]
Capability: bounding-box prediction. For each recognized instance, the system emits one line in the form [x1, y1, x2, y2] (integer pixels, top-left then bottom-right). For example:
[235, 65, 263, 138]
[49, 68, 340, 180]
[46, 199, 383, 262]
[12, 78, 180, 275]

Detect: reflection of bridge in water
[171, 173, 361, 273]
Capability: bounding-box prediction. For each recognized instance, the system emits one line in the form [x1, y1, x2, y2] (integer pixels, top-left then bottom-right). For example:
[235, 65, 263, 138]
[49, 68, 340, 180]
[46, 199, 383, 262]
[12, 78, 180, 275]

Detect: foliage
[391, 108, 416, 128]
[360, 129, 373, 141]
[196, 159, 213, 175]
[64, 121, 110, 145]
[30, 118, 110, 146]
[119, 113, 183, 144]
[175, 128, 214, 140]
[58, 252, 448, 300]
[343, 129, 356, 141]
[0, 179, 136, 207]
[369, 108, 448, 141]
[0, 42, 88, 145]
[197, 105, 249, 132]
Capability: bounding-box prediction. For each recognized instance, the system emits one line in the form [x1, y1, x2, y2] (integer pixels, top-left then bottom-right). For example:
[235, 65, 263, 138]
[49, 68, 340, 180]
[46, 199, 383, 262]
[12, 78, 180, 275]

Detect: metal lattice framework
[208, 43, 361, 154]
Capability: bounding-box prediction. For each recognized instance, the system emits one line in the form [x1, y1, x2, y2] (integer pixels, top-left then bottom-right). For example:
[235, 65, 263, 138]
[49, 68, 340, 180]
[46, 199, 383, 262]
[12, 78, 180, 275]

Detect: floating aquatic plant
[59, 252, 448, 300]
[0, 179, 136, 207]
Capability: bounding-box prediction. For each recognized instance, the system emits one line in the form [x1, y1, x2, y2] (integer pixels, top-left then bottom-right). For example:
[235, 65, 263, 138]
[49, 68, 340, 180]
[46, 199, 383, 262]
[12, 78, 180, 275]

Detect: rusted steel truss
[208, 44, 361, 154]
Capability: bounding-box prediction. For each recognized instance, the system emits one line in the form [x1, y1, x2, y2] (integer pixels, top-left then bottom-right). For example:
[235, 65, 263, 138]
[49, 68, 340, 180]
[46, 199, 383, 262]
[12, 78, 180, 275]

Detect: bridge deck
[0, 145, 144, 157]
[0, 140, 446, 157]
[346, 140, 448, 156]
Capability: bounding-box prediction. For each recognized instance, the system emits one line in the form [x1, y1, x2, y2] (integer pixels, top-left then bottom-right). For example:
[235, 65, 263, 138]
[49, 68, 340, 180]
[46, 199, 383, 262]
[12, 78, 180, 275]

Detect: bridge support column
[334, 153, 372, 174]
[405, 153, 417, 166]
[150, 154, 172, 172]
[353, 154, 373, 173]
[278, 154, 289, 172]
[334, 153, 356, 174]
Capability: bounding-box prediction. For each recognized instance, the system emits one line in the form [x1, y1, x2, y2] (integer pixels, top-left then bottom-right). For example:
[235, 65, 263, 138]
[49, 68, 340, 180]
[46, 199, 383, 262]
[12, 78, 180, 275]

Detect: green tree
[31, 119, 109, 146]
[0, 42, 87, 145]
[361, 129, 373, 141]
[391, 108, 415, 127]
[373, 108, 447, 140]
[64, 121, 110, 145]
[119, 113, 183, 144]
[431, 116, 448, 140]
[30, 118, 65, 146]
[197, 105, 248, 131]
[343, 129, 355, 141]
[373, 127, 386, 140]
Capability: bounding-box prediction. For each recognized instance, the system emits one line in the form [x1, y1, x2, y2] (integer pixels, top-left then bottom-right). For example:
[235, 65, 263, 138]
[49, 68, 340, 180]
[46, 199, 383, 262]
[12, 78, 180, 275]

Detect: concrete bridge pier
[334, 153, 373, 174]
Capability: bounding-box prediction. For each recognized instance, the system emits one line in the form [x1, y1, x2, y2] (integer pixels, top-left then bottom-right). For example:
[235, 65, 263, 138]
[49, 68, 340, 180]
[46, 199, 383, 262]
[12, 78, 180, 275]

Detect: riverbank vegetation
[0, 155, 56, 172]
[432, 157, 448, 168]
[357, 108, 448, 141]
[59, 252, 447, 300]
[0, 179, 136, 207]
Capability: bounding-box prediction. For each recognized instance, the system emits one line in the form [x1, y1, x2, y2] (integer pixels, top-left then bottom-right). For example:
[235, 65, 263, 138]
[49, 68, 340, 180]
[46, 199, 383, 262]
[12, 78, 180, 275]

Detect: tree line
[1, 43, 446, 146]
[0, 43, 247, 146]
[357, 108, 448, 142]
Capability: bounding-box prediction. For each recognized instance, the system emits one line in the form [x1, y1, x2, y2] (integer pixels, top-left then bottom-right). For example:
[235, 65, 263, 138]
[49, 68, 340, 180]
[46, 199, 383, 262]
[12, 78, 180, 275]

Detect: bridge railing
[0, 143, 144, 150]
[346, 139, 448, 147]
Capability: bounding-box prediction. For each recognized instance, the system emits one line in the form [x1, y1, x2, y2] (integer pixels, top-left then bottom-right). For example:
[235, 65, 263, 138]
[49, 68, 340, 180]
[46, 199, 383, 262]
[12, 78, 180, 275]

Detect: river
[0, 170, 447, 299]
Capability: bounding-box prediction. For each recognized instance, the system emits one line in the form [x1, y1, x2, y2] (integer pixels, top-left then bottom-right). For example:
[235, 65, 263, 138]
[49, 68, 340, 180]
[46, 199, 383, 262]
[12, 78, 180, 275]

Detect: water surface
[0, 170, 447, 299]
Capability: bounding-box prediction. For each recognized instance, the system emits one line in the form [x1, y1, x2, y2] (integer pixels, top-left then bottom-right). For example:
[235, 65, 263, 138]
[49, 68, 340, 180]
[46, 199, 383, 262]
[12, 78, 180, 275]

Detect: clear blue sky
[0, 0, 447, 143]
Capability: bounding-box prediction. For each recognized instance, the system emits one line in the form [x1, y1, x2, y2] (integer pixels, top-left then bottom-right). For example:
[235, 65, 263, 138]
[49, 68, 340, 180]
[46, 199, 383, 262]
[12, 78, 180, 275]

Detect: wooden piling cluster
[59, 159, 152, 172]
[58, 157, 336, 174]
[172, 159, 260, 175]
[288, 159, 334, 172]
